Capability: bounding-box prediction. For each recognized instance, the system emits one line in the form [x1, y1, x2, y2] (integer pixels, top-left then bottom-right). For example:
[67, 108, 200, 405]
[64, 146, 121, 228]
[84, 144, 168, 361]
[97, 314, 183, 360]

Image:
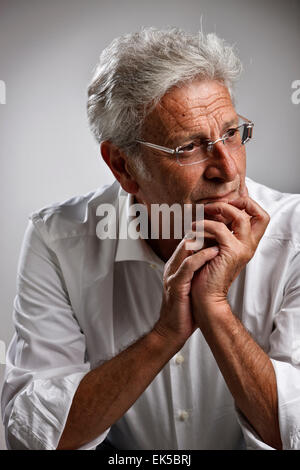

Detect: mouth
[196, 189, 237, 205]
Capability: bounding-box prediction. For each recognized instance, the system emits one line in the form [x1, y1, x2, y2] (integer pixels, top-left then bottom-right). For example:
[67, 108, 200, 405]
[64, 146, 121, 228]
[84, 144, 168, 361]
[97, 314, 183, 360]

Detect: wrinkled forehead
[142, 79, 236, 145]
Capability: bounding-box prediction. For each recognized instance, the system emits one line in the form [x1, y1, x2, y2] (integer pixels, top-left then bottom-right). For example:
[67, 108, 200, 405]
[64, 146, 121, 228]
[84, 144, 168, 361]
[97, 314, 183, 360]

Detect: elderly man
[2, 28, 300, 450]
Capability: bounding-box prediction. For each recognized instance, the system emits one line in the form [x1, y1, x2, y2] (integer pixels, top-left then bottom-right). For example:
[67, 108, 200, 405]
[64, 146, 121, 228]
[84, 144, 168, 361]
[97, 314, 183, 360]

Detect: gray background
[0, 0, 299, 449]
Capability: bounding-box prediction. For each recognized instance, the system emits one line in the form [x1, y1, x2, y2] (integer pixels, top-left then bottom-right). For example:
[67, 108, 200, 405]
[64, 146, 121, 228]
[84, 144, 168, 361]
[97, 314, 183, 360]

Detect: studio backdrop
[0, 0, 299, 394]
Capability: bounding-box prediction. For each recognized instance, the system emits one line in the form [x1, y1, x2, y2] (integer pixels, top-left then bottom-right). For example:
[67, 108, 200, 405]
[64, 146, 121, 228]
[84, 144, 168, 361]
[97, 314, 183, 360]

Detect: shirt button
[178, 410, 189, 421]
[149, 263, 157, 270]
[175, 354, 184, 365]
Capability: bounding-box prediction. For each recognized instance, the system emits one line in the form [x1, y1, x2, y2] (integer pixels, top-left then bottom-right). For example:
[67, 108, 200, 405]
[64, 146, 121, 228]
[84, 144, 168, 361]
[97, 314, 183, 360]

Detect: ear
[101, 141, 139, 194]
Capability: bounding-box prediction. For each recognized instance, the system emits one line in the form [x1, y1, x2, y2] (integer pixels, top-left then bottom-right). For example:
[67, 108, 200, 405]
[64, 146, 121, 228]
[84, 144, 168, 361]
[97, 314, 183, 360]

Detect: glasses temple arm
[136, 140, 176, 154]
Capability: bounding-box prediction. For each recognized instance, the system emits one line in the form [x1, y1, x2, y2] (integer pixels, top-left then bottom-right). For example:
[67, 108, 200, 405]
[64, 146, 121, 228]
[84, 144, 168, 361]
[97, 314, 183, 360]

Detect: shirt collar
[114, 187, 165, 272]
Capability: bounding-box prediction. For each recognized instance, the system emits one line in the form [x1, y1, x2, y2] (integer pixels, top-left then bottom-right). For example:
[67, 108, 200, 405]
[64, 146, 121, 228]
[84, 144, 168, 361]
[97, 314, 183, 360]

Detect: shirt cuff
[6, 371, 110, 450]
[270, 358, 300, 450]
[235, 358, 300, 450]
[234, 406, 275, 450]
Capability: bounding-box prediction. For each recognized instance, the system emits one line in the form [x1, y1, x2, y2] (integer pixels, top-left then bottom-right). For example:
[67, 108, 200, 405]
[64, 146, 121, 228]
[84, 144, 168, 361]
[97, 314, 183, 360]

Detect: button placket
[175, 353, 184, 365]
[149, 263, 157, 270]
[178, 410, 189, 422]
[172, 352, 191, 430]
[169, 340, 195, 447]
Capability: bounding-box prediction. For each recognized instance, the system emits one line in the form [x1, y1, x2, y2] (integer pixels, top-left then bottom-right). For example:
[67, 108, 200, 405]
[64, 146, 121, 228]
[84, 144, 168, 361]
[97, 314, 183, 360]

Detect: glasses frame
[135, 113, 254, 166]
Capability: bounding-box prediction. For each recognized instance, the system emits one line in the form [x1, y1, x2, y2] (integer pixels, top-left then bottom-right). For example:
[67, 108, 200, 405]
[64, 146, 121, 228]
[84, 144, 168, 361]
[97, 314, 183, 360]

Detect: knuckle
[164, 275, 175, 294]
[240, 210, 249, 220]
[205, 218, 223, 230]
[235, 209, 248, 224]
[217, 221, 228, 234]
[182, 256, 192, 271]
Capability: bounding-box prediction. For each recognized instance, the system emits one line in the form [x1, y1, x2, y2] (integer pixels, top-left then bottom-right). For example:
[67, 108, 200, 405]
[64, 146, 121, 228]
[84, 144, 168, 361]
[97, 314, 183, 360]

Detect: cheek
[141, 156, 205, 204]
[238, 146, 246, 167]
[167, 166, 204, 199]
[237, 151, 246, 180]
[138, 162, 177, 203]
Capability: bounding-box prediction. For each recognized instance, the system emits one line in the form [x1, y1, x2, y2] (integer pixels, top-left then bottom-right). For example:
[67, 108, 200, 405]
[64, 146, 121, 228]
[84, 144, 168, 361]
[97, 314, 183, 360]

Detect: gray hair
[87, 27, 242, 167]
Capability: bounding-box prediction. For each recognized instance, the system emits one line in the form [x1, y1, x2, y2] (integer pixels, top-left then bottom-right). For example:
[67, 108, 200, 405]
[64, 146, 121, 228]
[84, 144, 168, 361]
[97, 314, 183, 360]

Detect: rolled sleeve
[237, 247, 300, 450]
[4, 367, 89, 450]
[268, 248, 300, 449]
[1, 217, 110, 449]
[270, 359, 300, 449]
[235, 359, 300, 450]
[234, 407, 275, 450]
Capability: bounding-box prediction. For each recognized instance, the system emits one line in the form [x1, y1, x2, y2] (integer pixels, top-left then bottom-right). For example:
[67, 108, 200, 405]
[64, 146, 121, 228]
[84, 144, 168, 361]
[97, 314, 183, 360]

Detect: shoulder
[29, 180, 121, 245]
[246, 177, 300, 249]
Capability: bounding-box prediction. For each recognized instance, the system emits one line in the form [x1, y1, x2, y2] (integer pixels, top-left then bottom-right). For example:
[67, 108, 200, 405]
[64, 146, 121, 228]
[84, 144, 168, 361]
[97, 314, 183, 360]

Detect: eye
[178, 138, 207, 153]
[179, 142, 196, 152]
[225, 128, 237, 139]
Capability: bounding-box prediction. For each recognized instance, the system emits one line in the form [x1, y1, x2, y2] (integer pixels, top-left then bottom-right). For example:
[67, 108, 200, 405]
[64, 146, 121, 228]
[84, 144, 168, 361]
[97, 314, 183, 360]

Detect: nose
[203, 140, 238, 183]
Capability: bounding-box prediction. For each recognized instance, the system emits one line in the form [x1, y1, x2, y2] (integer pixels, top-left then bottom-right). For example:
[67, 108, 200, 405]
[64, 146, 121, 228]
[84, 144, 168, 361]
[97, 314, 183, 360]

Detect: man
[1, 28, 300, 450]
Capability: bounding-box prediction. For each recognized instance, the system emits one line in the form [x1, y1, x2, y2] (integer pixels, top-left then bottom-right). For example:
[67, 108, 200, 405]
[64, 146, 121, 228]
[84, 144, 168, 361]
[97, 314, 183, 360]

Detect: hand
[190, 196, 270, 314]
[152, 235, 219, 348]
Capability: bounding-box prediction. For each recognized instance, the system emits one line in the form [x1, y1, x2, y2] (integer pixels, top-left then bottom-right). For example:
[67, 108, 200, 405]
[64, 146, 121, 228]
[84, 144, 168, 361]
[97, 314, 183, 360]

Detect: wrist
[193, 298, 232, 330]
[150, 325, 185, 354]
[194, 294, 229, 314]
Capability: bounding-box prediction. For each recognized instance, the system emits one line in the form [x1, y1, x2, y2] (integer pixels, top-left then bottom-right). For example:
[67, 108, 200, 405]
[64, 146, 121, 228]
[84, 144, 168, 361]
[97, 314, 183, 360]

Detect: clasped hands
[153, 196, 270, 347]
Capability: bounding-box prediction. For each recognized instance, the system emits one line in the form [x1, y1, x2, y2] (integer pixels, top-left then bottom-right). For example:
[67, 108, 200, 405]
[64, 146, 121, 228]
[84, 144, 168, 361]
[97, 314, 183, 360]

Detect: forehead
[143, 79, 236, 144]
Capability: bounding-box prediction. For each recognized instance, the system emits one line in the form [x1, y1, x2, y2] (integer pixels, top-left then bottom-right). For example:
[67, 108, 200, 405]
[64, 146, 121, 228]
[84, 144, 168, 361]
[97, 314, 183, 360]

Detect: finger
[185, 229, 217, 250]
[228, 197, 270, 240]
[203, 198, 229, 224]
[203, 202, 251, 240]
[165, 233, 197, 277]
[204, 200, 247, 226]
[175, 246, 219, 284]
[193, 219, 235, 246]
[204, 211, 232, 226]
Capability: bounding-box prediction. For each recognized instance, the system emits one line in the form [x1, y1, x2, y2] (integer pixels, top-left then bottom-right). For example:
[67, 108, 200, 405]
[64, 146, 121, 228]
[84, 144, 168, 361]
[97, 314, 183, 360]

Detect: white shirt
[1, 177, 300, 450]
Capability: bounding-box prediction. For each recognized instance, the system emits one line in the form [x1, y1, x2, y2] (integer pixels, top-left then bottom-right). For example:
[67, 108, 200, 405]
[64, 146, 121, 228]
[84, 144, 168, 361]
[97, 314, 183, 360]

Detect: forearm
[195, 302, 282, 449]
[57, 329, 179, 450]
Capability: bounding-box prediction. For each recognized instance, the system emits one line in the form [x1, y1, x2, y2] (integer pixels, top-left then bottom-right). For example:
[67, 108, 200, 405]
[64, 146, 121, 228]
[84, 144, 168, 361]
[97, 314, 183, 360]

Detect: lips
[197, 190, 237, 205]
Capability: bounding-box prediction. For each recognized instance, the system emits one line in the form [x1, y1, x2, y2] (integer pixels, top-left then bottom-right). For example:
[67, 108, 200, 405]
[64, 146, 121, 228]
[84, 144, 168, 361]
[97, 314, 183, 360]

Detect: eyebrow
[173, 117, 239, 146]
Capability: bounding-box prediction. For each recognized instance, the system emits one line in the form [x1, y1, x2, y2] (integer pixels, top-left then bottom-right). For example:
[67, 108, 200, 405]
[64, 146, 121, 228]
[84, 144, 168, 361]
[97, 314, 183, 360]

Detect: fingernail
[211, 246, 219, 252]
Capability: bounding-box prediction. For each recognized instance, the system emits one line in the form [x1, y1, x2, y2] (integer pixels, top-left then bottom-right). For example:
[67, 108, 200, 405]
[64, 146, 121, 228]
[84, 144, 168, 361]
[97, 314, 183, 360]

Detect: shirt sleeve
[1, 217, 110, 450]
[236, 246, 300, 450]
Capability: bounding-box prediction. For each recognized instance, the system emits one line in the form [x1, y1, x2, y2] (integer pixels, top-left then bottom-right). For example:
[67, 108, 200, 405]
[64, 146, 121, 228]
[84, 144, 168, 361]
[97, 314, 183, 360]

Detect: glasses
[136, 114, 254, 166]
